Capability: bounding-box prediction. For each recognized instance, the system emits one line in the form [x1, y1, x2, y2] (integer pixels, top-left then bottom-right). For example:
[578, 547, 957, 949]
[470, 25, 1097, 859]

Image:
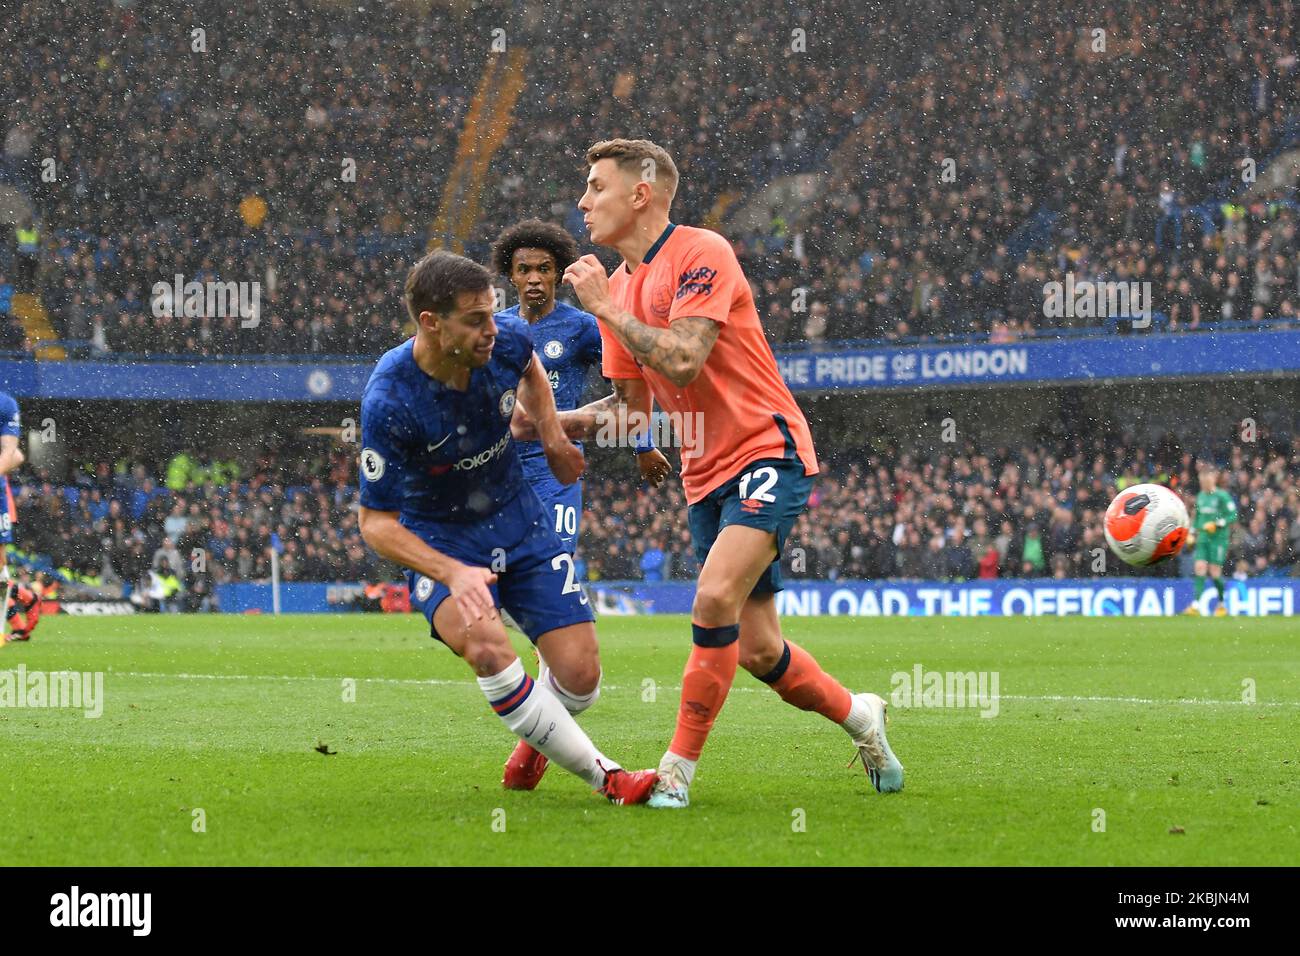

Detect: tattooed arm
[516, 350, 585, 485]
[515, 377, 652, 442]
[510, 375, 674, 487]
[563, 254, 721, 387]
[562, 378, 672, 486]
[596, 313, 720, 388]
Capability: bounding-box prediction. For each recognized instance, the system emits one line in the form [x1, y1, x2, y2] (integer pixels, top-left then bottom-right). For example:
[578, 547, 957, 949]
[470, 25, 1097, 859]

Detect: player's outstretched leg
[503, 624, 603, 791]
[650, 621, 740, 808]
[740, 593, 903, 793]
[651, 525, 780, 809]
[435, 603, 653, 804]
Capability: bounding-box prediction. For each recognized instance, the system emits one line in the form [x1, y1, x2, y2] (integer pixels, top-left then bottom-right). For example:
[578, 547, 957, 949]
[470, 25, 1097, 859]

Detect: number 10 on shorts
[553, 504, 577, 537]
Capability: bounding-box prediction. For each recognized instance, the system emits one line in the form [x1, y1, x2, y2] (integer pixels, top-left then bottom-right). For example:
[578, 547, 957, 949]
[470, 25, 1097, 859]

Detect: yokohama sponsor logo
[454, 432, 511, 471]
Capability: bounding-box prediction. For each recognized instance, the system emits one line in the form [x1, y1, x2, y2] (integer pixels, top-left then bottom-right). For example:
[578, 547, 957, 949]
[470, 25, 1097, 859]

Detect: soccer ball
[1103, 483, 1190, 566]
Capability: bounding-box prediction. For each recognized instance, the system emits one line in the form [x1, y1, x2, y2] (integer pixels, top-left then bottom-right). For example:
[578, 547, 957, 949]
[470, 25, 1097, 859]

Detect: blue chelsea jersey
[359, 316, 537, 526]
[497, 301, 601, 472]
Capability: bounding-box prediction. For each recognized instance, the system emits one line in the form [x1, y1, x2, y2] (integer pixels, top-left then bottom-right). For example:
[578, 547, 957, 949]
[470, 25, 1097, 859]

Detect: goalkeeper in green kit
[1183, 466, 1238, 616]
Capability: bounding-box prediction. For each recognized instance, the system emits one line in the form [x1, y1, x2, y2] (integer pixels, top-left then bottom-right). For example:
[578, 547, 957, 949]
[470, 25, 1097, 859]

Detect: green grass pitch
[1, 614, 1296, 866]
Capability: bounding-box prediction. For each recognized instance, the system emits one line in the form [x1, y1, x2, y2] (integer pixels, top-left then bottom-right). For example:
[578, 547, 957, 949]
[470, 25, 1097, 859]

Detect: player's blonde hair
[585, 138, 679, 205]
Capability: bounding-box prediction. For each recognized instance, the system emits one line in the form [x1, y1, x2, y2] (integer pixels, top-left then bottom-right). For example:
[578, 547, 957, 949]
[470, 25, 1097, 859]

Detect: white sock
[478, 658, 616, 789]
[841, 694, 872, 737]
[658, 750, 698, 787]
[538, 660, 600, 715]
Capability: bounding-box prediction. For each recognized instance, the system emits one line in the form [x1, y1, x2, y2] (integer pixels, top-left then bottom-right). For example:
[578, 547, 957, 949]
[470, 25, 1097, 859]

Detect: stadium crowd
[747, 0, 1300, 344]
[1, 0, 1297, 359]
[9, 446, 376, 605]
[7, 433, 1300, 604]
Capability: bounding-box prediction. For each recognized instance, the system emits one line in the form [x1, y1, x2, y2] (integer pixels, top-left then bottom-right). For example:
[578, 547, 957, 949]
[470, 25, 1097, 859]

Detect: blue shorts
[523, 455, 582, 554]
[534, 478, 582, 554]
[404, 489, 594, 645]
[687, 457, 815, 595]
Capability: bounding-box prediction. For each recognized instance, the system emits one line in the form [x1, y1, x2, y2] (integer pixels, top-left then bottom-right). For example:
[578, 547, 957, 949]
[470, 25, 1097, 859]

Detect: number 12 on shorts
[739, 466, 778, 502]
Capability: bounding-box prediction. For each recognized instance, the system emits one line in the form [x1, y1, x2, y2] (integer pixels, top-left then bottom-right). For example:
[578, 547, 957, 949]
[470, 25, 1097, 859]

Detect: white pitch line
[114, 671, 465, 687]
[994, 694, 1297, 708]
[108, 672, 1300, 707]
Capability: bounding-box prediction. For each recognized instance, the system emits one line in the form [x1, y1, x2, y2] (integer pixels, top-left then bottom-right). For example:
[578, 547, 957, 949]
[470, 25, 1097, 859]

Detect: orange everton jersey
[601, 223, 818, 503]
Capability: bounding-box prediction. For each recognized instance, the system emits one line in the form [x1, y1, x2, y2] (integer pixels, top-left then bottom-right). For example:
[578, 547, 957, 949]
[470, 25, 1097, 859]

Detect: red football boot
[597, 765, 658, 806]
[502, 740, 549, 790]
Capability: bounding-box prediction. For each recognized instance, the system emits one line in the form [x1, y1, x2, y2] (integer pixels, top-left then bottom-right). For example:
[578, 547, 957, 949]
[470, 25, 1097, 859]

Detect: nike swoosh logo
[427, 434, 451, 452]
